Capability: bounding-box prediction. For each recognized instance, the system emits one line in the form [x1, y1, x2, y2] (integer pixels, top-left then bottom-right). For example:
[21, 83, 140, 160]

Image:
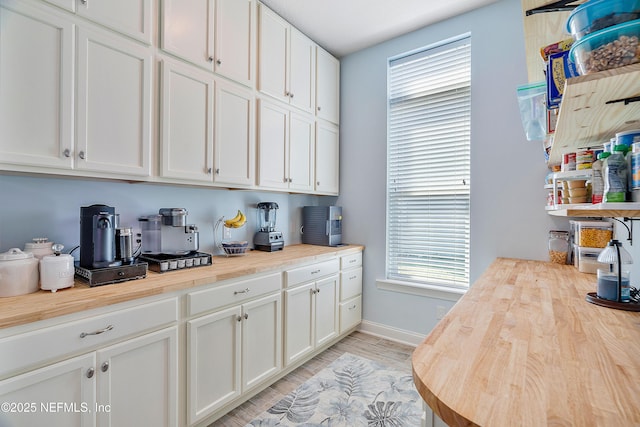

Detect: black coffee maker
[80, 204, 122, 269]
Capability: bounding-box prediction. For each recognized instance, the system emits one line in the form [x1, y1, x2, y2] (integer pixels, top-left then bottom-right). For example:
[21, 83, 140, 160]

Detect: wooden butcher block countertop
[412, 257, 640, 426]
[0, 244, 363, 330]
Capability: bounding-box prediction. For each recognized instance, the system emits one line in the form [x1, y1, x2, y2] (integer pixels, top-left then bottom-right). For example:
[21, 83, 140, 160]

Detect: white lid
[41, 253, 74, 263]
[0, 248, 34, 261]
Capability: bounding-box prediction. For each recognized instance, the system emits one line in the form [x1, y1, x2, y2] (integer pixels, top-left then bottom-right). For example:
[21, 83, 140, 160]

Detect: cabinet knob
[86, 367, 95, 378]
[208, 56, 214, 62]
[289, 93, 294, 98]
[317, 181, 320, 186]
[285, 91, 290, 97]
[78, 151, 86, 160]
[283, 177, 288, 183]
[316, 288, 320, 294]
[215, 168, 220, 175]
[237, 315, 242, 322]
[63, 149, 71, 158]
[288, 178, 292, 183]
[207, 167, 212, 174]
[244, 313, 249, 320]
[101, 362, 109, 372]
[80, 0, 87, 4]
[317, 106, 322, 111]
[216, 59, 222, 65]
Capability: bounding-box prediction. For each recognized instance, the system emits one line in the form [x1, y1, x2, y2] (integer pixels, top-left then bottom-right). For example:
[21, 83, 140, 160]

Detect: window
[386, 34, 471, 290]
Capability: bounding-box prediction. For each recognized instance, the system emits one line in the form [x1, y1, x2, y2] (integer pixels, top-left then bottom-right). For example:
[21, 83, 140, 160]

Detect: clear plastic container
[138, 215, 162, 254]
[597, 268, 630, 301]
[576, 246, 607, 274]
[549, 230, 569, 264]
[576, 220, 613, 248]
[570, 19, 640, 75]
[566, 0, 640, 39]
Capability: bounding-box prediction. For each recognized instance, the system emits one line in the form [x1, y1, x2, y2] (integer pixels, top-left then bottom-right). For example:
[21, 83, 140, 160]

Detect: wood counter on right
[412, 257, 640, 426]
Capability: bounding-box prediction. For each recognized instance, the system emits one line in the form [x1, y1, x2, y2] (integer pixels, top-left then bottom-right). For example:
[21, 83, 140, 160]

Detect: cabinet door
[0, 2, 74, 169]
[258, 4, 288, 103]
[76, 26, 152, 177]
[316, 47, 340, 124]
[96, 327, 177, 427]
[76, 0, 153, 44]
[187, 306, 242, 425]
[257, 99, 289, 190]
[0, 353, 96, 427]
[215, 0, 254, 85]
[160, 59, 214, 182]
[315, 275, 338, 347]
[284, 282, 315, 366]
[315, 120, 339, 195]
[161, 0, 213, 69]
[289, 28, 315, 113]
[242, 293, 281, 391]
[213, 79, 255, 186]
[289, 112, 315, 192]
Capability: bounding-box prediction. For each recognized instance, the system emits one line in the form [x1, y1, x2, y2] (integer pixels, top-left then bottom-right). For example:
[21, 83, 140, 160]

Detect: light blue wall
[337, 0, 574, 335]
[0, 174, 332, 258]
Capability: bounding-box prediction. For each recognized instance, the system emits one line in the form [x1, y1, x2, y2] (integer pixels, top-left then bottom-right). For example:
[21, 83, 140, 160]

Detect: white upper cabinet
[160, 59, 214, 182]
[258, 4, 315, 113]
[214, 79, 255, 187]
[76, 26, 152, 176]
[316, 46, 340, 124]
[76, 0, 153, 44]
[0, 1, 74, 170]
[258, 99, 314, 192]
[315, 120, 340, 195]
[161, 0, 255, 86]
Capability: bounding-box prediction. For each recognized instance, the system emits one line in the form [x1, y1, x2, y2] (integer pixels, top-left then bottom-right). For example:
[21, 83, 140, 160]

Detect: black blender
[253, 202, 284, 252]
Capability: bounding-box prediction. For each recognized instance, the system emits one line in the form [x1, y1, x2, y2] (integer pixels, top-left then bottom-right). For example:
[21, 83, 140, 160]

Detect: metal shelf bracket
[525, 0, 582, 16]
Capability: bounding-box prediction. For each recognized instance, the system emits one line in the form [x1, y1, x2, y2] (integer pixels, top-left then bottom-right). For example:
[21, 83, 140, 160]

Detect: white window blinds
[387, 35, 471, 289]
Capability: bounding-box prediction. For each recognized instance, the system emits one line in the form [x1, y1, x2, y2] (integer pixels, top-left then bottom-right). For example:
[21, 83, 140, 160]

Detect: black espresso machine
[76, 204, 146, 286]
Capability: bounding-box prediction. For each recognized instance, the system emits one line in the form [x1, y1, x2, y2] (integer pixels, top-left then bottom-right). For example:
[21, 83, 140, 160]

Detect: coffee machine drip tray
[138, 251, 212, 273]
[75, 261, 148, 287]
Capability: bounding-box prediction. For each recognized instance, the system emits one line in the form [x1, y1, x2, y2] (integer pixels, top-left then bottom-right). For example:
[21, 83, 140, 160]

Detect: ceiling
[260, 0, 500, 58]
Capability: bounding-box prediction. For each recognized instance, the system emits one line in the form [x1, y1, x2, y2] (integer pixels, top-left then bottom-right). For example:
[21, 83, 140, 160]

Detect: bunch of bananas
[224, 210, 246, 228]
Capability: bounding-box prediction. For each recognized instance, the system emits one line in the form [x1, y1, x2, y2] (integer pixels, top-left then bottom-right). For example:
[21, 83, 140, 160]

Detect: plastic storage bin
[570, 19, 640, 75]
[566, 0, 640, 39]
[517, 82, 547, 141]
[576, 220, 613, 248]
[616, 129, 640, 148]
[576, 246, 607, 274]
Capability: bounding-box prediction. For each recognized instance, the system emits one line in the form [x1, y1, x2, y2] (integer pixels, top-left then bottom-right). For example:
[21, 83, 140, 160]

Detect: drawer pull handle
[311, 270, 321, 274]
[348, 304, 357, 310]
[101, 362, 109, 373]
[86, 368, 95, 378]
[234, 288, 250, 295]
[349, 275, 357, 280]
[80, 324, 114, 338]
[349, 259, 356, 263]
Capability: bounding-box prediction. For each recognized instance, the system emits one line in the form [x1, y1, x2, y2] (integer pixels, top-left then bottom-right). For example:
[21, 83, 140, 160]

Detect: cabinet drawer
[341, 252, 362, 270]
[0, 297, 178, 378]
[339, 296, 362, 334]
[340, 267, 362, 301]
[285, 259, 339, 288]
[187, 272, 282, 317]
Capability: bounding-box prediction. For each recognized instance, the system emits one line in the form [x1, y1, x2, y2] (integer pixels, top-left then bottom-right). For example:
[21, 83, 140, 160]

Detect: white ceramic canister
[24, 237, 54, 260]
[0, 248, 40, 297]
[40, 250, 75, 292]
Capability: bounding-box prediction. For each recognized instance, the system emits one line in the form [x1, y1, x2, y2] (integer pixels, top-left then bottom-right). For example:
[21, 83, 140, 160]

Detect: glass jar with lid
[549, 230, 569, 264]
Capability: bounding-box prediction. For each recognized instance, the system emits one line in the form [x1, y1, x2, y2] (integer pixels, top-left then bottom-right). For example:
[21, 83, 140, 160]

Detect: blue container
[616, 129, 640, 148]
[567, 0, 640, 40]
[569, 19, 640, 75]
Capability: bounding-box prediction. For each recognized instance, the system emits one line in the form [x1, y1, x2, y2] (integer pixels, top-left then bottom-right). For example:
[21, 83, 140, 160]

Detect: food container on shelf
[569, 19, 640, 75]
[0, 248, 39, 297]
[616, 129, 640, 148]
[23, 237, 54, 260]
[576, 220, 613, 248]
[576, 246, 608, 274]
[566, 0, 640, 40]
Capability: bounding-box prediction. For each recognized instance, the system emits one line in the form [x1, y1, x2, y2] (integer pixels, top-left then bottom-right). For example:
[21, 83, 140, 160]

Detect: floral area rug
[246, 352, 423, 426]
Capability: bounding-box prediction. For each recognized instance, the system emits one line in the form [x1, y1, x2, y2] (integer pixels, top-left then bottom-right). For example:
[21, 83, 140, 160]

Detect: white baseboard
[358, 320, 426, 347]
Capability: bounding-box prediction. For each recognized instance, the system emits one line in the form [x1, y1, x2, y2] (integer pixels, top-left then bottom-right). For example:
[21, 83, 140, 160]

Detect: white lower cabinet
[187, 274, 282, 425]
[0, 326, 178, 427]
[339, 252, 363, 333]
[284, 260, 339, 366]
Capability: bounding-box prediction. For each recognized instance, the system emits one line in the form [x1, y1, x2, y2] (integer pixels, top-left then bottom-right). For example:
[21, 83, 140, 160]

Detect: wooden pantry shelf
[549, 63, 640, 165]
[546, 202, 640, 217]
